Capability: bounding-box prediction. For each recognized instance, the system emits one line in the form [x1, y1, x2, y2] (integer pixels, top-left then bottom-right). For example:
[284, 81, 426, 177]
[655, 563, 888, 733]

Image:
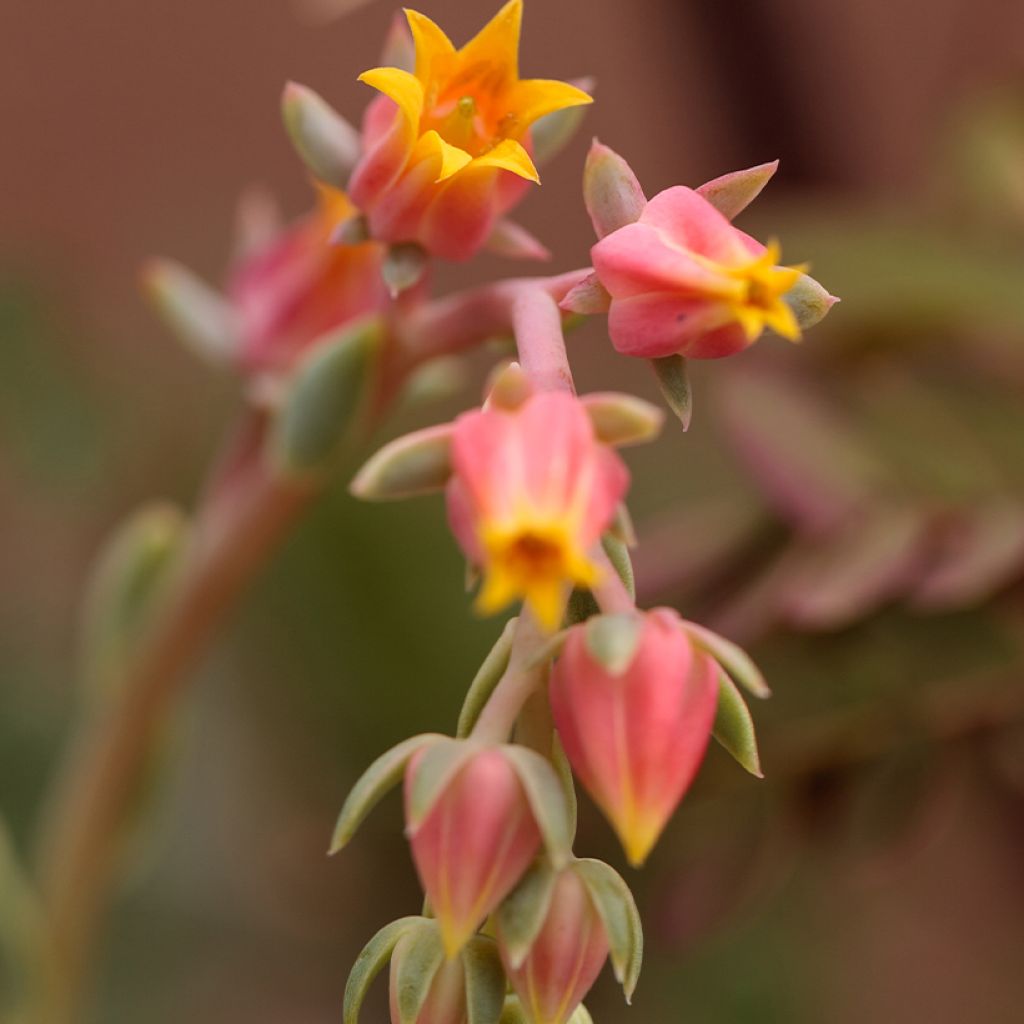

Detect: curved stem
[32, 462, 316, 1024]
[590, 544, 637, 614]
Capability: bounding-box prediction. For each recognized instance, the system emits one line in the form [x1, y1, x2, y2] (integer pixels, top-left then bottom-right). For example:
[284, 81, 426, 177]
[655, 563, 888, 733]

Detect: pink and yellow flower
[446, 390, 629, 631]
[350, 0, 592, 260]
[590, 185, 808, 360]
[229, 184, 391, 375]
[406, 747, 542, 957]
[549, 609, 719, 866]
[498, 867, 609, 1024]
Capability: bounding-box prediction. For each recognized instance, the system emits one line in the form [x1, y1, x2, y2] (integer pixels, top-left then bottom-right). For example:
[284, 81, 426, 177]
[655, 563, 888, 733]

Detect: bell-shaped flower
[498, 866, 609, 1024]
[447, 389, 629, 631]
[405, 741, 572, 957]
[350, 0, 592, 260]
[549, 609, 719, 865]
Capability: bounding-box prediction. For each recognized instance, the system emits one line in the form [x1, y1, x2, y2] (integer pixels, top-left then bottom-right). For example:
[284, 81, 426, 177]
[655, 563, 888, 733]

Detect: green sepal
[601, 533, 635, 600]
[272, 316, 383, 477]
[501, 746, 573, 869]
[330, 733, 443, 854]
[696, 160, 778, 221]
[383, 243, 429, 298]
[784, 272, 838, 331]
[531, 77, 594, 166]
[394, 920, 446, 1024]
[712, 671, 763, 777]
[457, 619, 517, 738]
[583, 140, 646, 238]
[462, 935, 508, 1024]
[683, 622, 771, 699]
[350, 423, 454, 501]
[583, 613, 642, 676]
[281, 81, 361, 189]
[406, 738, 478, 832]
[79, 502, 187, 700]
[581, 392, 664, 448]
[344, 916, 425, 1024]
[651, 354, 692, 431]
[495, 858, 557, 968]
[572, 858, 643, 1002]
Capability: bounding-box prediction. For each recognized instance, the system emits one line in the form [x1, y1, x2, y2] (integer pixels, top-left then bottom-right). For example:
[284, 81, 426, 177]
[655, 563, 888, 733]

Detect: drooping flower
[350, 0, 592, 260]
[498, 867, 609, 1024]
[446, 390, 629, 631]
[405, 745, 542, 956]
[549, 609, 719, 865]
[228, 184, 392, 376]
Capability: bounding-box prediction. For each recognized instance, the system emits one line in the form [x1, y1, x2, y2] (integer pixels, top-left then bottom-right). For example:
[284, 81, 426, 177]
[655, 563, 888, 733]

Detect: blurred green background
[4, 0, 1024, 1021]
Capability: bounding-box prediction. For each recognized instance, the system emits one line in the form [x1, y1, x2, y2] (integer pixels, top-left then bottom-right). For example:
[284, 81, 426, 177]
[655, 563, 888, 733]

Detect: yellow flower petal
[509, 77, 593, 127]
[458, 0, 522, 84]
[357, 66, 424, 126]
[524, 577, 566, 632]
[404, 8, 456, 86]
[471, 138, 540, 183]
[416, 129, 474, 181]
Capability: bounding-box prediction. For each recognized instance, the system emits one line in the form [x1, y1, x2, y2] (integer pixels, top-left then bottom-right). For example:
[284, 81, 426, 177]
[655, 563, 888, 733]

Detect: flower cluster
[142, 3, 836, 1023]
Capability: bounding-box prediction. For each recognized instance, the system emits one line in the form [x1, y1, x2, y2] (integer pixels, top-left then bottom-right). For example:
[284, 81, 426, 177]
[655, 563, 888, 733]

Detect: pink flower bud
[446, 390, 629, 630]
[499, 868, 609, 1024]
[589, 169, 836, 360]
[549, 610, 719, 866]
[389, 932, 468, 1024]
[228, 184, 391, 375]
[406, 747, 542, 956]
[349, 1, 591, 261]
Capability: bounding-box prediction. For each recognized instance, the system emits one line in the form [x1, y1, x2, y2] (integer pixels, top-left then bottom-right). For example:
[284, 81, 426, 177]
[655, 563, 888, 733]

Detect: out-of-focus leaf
[0, 821, 41, 1013]
[462, 935, 506, 1024]
[651, 355, 692, 430]
[496, 858, 556, 968]
[716, 366, 889, 533]
[913, 501, 1024, 611]
[531, 77, 594, 166]
[281, 82, 361, 189]
[485, 219, 551, 262]
[780, 504, 930, 631]
[712, 671, 763, 777]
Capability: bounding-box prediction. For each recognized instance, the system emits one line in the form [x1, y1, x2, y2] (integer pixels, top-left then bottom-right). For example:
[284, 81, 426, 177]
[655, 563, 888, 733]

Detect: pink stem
[511, 288, 575, 395]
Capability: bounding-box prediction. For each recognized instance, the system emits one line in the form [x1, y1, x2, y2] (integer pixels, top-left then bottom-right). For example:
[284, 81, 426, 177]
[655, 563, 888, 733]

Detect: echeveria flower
[350, 0, 591, 260]
[549, 610, 719, 865]
[446, 390, 629, 630]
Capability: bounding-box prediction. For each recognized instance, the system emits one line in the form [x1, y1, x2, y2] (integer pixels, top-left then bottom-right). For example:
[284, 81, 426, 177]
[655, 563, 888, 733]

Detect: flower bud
[405, 745, 543, 956]
[497, 866, 609, 1024]
[549, 610, 719, 865]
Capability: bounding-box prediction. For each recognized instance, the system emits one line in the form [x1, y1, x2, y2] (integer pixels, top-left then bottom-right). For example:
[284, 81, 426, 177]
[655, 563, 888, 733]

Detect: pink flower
[349, 1, 590, 260]
[447, 390, 629, 630]
[229, 185, 391, 375]
[406, 747, 542, 956]
[549, 609, 719, 865]
[588, 180, 832, 360]
[498, 867, 609, 1024]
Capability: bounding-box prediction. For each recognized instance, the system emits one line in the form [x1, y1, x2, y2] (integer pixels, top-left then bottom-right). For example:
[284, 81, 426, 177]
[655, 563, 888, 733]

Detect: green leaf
[79, 502, 187, 700]
[281, 81, 361, 189]
[502, 746, 573, 869]
[457, 619, 517, 738]
[583, 614, 642, 676]
[350, 423, 455, 501]
[683, 622, 771, 700]
[273, 316, 383, 476]
[141, 259, 239, 365]
[462, 935, 508, 1024]
[394, 920, 446, 1024]
[344, 917, 424, 1024]
[495, 859, 557, 968]
[568, 1005, 594, 1024]
[330, 734, 443, 854]
[0, 821, 42, 1012]
[712, 671, 763, 778]
[573, 859, 643, 1002]
[499, 995, 530, 1024]
[406, 739, 477, 831]
[650, 354, 692, 430]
